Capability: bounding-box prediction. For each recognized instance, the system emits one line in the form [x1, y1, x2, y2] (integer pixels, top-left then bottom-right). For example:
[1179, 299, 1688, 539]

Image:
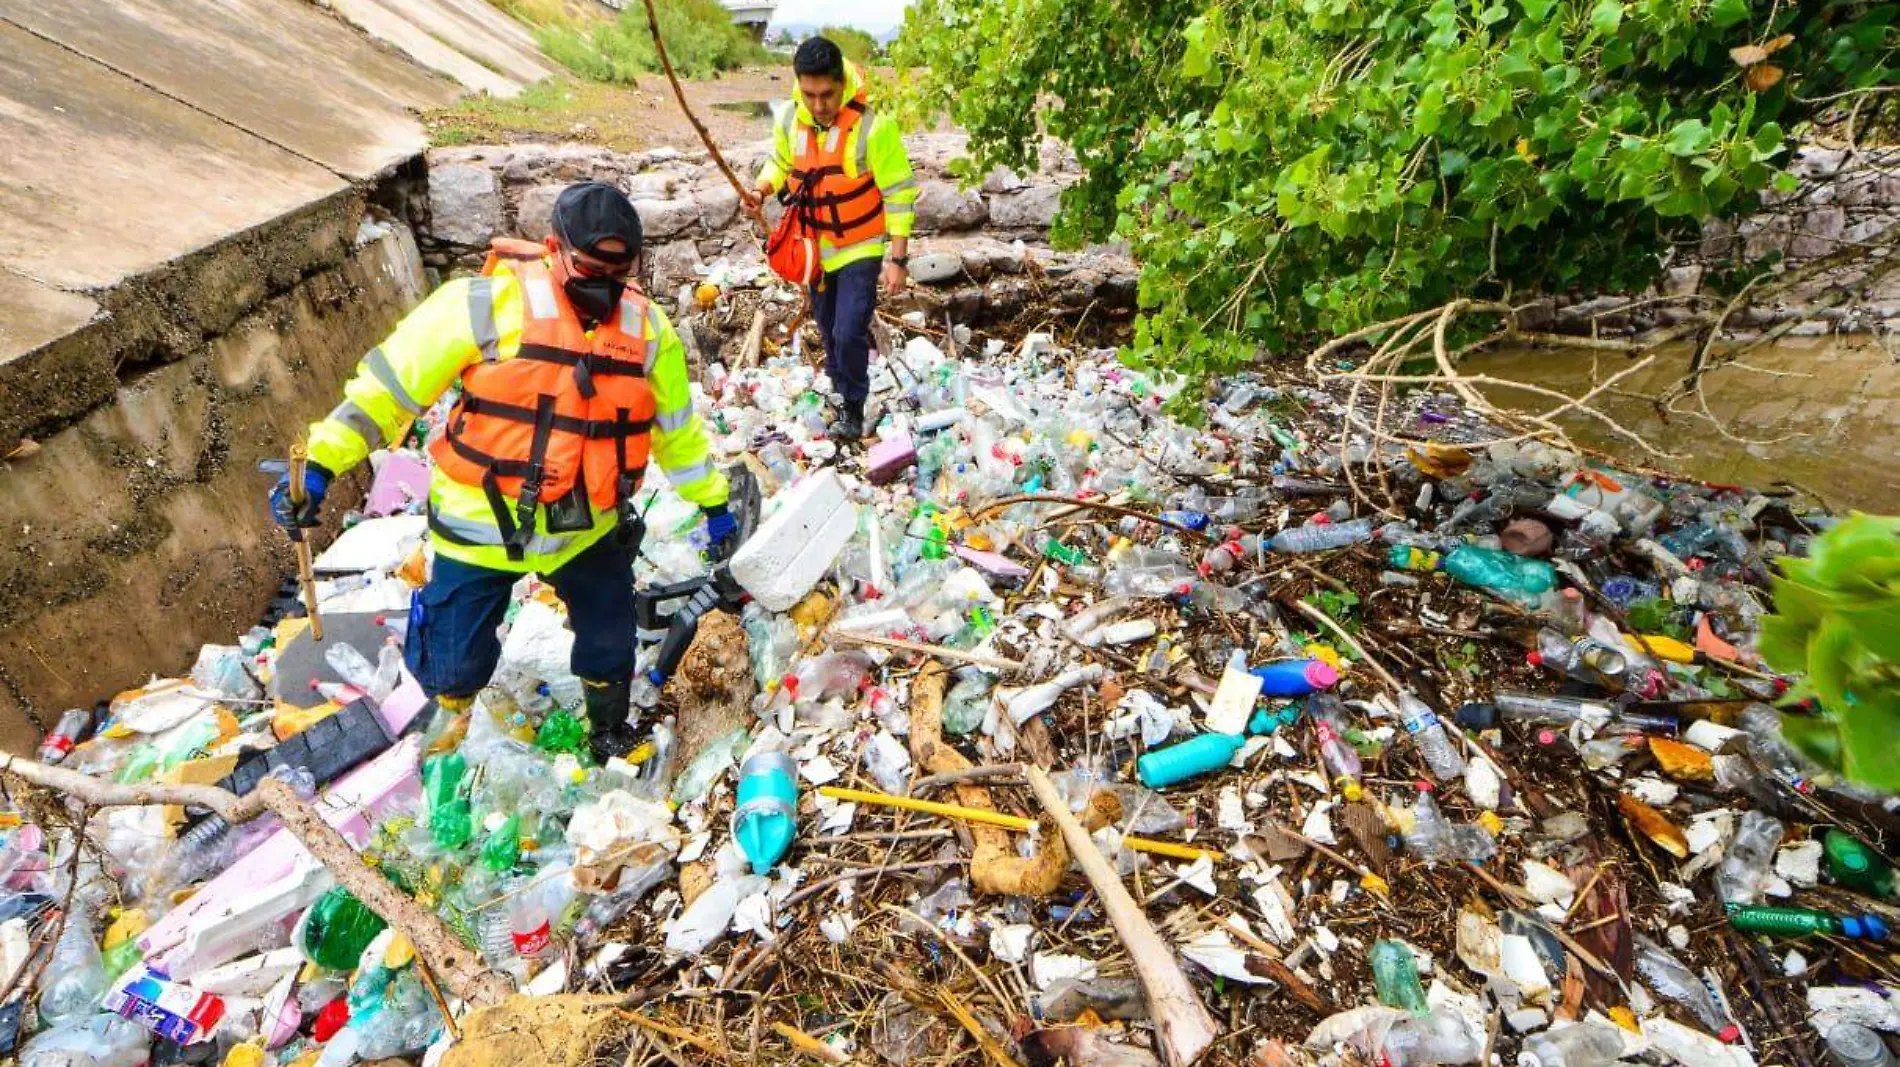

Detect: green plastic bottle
[423, 753, 472, 851]
[479, 813, 522, 874]
[1824, 830, 1895, 898]
[535, 708, 588, 758]
[1728, 904, 1890, 941]
[1387, 544, 1555, 603]
[1370, 939, 1429, 1015]
[298, 887, 389, 971]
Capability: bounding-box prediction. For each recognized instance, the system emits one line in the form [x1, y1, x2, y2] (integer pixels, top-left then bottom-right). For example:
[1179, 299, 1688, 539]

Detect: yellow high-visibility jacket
[306, 268, 728, 574]
[756, 60, 919, 273]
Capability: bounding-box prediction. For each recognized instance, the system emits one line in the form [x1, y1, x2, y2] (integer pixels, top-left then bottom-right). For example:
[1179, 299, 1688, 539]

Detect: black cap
[551, 182, 642, 262]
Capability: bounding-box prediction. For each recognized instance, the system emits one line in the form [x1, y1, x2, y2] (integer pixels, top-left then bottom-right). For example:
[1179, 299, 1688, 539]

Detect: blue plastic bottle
[1250, 658, 1341, 697]
[1137, 733, 1246, 789]
[734, 751, 799, 874]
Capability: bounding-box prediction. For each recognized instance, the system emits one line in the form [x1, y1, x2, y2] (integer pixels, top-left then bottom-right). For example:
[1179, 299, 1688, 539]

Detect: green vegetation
[426, 77, 658, 152]
[893, 0, 1897, 392]
[818, 26, 885, 65]
[502, 0, 767, 82]
[1759, 514, 1900, 792]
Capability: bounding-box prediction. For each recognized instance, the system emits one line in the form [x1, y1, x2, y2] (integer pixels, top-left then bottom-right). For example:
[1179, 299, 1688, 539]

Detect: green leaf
[1521, 0, 1559, 23]
[1779, 712, 1845, 775]
[1664, 118, 1711, 156]
[1839, 691, 1900, 791]
[1589, 0, 1624, 36]
[1709, 0, 1750, 28]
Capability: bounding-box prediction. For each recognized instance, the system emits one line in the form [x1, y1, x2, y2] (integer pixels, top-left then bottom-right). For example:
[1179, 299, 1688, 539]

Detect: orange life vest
[786, 92, 887, 252]
[431, 239, 657, 560]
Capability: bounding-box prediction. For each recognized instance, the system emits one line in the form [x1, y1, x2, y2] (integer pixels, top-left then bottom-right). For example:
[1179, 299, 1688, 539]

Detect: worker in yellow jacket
[750, 36, 918, 442]
[269, 183, 734, 762]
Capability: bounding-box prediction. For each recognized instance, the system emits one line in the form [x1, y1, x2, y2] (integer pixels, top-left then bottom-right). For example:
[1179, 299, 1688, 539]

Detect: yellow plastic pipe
[817, 785, 1225, 863]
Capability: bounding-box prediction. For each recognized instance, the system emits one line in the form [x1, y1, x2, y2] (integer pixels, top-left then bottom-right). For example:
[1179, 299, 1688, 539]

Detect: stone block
[989, 185, 1062, 229]
[695, 185, 741, 233]
[624, 171, 682, 201]
[914, 181, 989, 231]
[634, 198, 702, 241]
[908, 251, 963, 285]
[1789, 206, 1847, 258]
[1662, 264, 1703, 297]
[427, 164, 503, 247]
[647, 240, 703, 292]
[514, 183, 564, 241]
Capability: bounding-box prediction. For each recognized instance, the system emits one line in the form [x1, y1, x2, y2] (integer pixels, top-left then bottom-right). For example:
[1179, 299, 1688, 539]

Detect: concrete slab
[0, 270, 99, 369]
[323, 0, 548, 97]
[411, 0, 553, 84]
[0, 22, 345, 293]
[3, 0, 456, 180]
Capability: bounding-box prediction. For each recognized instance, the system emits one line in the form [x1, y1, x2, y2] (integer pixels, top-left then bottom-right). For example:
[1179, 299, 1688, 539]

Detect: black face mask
[563, 274, 625, 324]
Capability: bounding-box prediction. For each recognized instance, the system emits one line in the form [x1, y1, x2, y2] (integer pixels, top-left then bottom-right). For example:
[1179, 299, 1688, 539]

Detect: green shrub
[817, 26, 883, 65]
[531, 0, 767, 84]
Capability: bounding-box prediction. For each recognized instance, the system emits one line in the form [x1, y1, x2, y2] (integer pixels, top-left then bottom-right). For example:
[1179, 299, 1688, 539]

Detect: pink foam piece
[137, 737, 424, 964]
[375, 674, 428, 736]
[865, 432, 917, 485]
[363, 453, 430, 517]
[955, 546, 1030, 579]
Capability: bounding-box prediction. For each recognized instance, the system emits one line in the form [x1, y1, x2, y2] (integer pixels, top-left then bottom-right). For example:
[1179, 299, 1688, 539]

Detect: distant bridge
[592, 0, 777, 38]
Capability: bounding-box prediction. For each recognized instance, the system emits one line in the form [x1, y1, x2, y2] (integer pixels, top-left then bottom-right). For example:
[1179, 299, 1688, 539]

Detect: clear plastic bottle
[1528, 628, 1629, 688]
[943, 673, 994, 735]
[1826, 1024, 1899, 1067]
[1635, 936, 1732, 1037]
[1714, 810, 1785, 906]
[19, 1015, 151, 1067]
[1384, 1006, 1482, 1067]
[1403, 787, 1454, 863]
[37, 708, 93, 765]
[324, 642, 380, 694]
[1518, 1023, 1627, 1067]
[1269, 517, 1375, 554]
[39, 902, 109, 1027]
[1370, 939, 1429, 1014]
[1307, 692, 1363, 793]
[1393, 692, 1466, 778]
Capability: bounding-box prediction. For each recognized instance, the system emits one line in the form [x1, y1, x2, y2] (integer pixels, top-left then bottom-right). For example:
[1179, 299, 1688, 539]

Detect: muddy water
[1460, 335, 1900, 512]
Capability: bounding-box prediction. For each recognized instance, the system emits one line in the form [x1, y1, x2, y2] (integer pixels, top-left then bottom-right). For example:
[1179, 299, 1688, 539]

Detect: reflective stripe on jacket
[757, 60, 917, 273]
[307, 240, 728, 574]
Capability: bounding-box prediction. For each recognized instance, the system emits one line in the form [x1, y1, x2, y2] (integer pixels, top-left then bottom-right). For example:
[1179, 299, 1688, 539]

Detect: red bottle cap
[1525, 651, 1544, 666]
[313, 997, 350, 1042]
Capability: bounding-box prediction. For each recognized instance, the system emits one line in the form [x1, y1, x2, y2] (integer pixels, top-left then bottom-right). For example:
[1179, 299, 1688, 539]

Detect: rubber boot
[583, 678, 640, 765]
[828, 397, 865, 444]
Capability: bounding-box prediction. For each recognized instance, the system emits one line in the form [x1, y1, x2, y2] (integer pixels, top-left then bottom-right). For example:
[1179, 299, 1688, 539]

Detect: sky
[769, 0, 915, 33]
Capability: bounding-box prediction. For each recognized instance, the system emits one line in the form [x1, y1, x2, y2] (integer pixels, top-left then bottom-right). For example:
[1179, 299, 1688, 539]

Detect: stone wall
[1659, 144, 1899, 336]
[0, 208, 429, 745]
[417, 132, 1138, 317]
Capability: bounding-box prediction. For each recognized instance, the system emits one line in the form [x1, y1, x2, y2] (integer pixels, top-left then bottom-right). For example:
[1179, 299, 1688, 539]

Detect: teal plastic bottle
[1388, 544, 1555, 603]
[1137, 733, 1246, 789]
[734, 751, 799, 874]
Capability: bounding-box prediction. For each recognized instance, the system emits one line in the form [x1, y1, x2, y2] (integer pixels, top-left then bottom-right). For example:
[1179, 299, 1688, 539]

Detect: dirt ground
[426, 66, 792, 153]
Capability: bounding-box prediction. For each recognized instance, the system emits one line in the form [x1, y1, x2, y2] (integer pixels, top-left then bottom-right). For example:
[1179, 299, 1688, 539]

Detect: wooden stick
[973, 494, 1212, 541]
[287, 444, 323, 641]
[817, 785, 1224, 863]
[0, 752, 265, 824]
[772, 1021, 849, 1064]
[1022, 764, 1221, 1067]
[737, 308, 767, 372]
[827, 629, 1025, 672]
[639, 0, 764, 237]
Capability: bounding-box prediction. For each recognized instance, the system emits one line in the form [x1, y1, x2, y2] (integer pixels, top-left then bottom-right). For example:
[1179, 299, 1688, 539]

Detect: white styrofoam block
[312, 514, 427, 574]
[731, 470, 859, 611]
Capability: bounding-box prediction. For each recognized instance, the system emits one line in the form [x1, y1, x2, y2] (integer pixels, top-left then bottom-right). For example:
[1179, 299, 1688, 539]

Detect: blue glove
[704, 505, 739, 558]
[269, 462, 332, 528]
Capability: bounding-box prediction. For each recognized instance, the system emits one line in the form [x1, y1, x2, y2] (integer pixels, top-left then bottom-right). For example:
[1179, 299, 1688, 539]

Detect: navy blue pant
[812, 257, 880, 404]
[404, 535, 636, 698]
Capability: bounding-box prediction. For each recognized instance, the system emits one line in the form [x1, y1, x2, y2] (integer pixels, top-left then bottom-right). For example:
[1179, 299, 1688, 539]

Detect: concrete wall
[0, 0, 547, 748]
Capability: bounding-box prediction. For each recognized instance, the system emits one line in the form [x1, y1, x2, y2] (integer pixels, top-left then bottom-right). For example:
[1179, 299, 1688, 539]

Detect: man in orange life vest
[270, 183, 736, 763]
[749, 36, 919, 442]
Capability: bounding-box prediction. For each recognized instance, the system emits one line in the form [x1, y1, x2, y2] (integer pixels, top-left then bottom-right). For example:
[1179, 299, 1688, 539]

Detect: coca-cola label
[513, 921, 550, 957]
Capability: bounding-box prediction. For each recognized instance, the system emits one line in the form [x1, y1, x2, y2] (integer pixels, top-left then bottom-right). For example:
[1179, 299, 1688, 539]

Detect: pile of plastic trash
[5, 280, 1897, 1067]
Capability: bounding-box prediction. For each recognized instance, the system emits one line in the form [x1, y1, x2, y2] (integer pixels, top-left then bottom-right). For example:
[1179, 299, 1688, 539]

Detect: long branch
[639, 0, 763, 234]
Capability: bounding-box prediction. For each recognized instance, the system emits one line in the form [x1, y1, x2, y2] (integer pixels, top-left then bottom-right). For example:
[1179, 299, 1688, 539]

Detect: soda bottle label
[40, 735, 73, 758]
[1314, 722, 1339, 745]
[513, 921, 551, 956]
[1404, 712, 1439, 735]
